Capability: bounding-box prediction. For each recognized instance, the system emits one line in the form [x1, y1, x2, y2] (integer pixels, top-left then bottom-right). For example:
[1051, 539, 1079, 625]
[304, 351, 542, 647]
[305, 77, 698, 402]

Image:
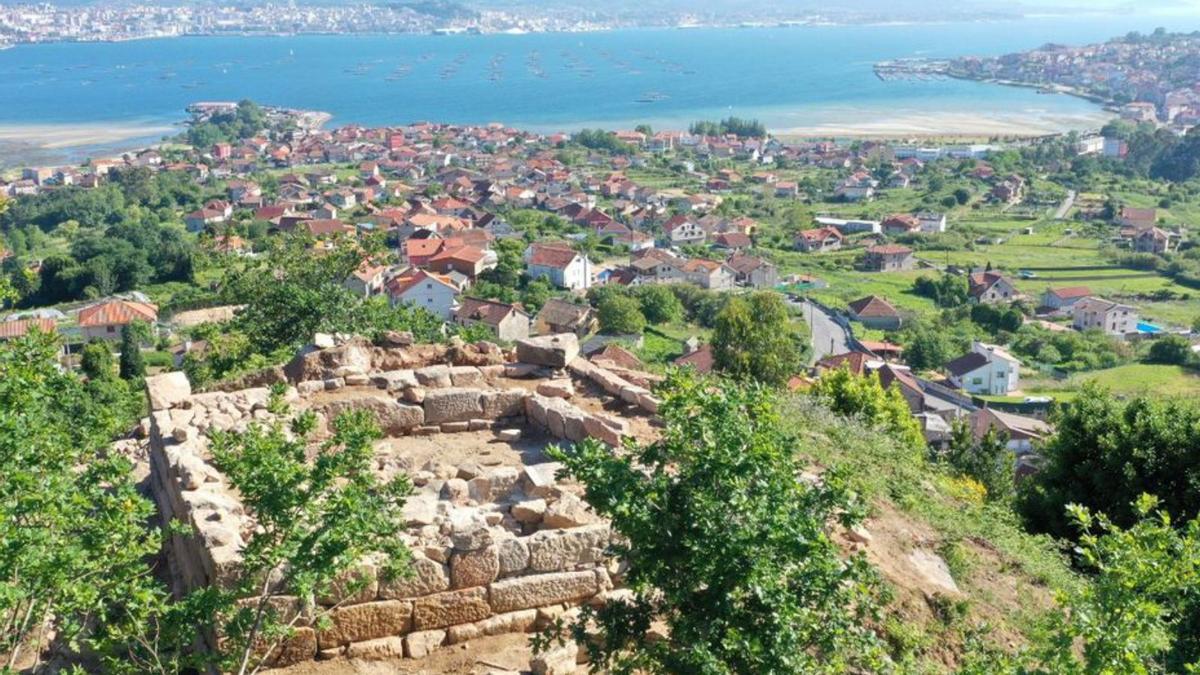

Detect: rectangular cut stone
[449, 366, 485, 386]
[423, 388, 485, 424]
[446, 609, 538, 644]
[378, 554, 450, 599]
[316, 600, 413, 649]
[482, 389, 528, 419]
[404, 629, 447, 658]
[411, 587, 492, 630]
[488, 571, 599, 613]
[527, 525, 610, 573]
[345, 635, 406, 660]
[415, 365, 452, 388]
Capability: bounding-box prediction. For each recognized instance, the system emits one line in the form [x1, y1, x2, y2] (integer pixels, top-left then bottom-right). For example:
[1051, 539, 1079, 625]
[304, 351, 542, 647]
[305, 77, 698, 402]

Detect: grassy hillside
[784, 396, 1078, 671]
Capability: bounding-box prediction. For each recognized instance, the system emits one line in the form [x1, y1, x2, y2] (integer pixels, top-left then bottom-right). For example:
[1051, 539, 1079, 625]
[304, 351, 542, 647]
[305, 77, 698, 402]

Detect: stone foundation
[144, 334, 655, 667]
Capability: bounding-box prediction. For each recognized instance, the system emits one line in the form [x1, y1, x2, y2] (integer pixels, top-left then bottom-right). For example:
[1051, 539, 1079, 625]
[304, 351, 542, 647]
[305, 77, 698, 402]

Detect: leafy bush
[541, 371, 886, 672]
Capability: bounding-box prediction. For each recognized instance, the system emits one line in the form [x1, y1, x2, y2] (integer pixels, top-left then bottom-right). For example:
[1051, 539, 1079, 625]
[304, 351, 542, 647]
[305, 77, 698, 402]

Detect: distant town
[879, 29, 1200, 129]
[0, 0, 1022, 47]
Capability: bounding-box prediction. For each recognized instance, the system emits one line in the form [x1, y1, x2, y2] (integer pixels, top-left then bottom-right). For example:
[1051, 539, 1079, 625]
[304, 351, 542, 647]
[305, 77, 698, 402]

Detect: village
[2, 100, 1199, 488]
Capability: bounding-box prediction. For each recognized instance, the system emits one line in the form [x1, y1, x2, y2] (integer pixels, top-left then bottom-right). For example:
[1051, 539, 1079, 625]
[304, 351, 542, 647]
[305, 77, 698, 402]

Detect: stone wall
[143, 334, 651, 667]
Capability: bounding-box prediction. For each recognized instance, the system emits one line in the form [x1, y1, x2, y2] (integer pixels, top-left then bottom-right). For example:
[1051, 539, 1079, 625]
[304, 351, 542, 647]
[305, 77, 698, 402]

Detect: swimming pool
[1137, 322, 1164, 333]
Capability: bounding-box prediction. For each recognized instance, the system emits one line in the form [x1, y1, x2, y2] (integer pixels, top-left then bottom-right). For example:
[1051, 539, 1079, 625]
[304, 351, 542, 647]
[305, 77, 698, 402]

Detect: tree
[118, 320, 149, 381]
[1018, 385, 1200, 539]
[711, 292, 807, 386]
[970, 495, 1200, 674]
[635, 284, 683, 325]
[207, 396, 412, 675]
[942, 419, 1014, 502]
[810, 368, 926, 453]
[0, 332, 161, 671]
[1146, 335, 1194, 366]
[953, 187, 972, 205]
[539, 371, 886, 673]
[597, 294, 646, 335]
[901, 323, 952, 371]
[81, 338, 116, 381]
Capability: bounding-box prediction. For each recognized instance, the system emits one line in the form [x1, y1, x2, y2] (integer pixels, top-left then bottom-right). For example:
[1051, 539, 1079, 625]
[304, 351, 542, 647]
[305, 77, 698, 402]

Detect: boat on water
[635, 91, 669, 103]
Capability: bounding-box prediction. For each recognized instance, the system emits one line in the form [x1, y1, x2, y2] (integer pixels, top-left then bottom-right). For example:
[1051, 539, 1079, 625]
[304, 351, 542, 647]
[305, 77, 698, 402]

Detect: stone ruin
[143, 333, 662, 669]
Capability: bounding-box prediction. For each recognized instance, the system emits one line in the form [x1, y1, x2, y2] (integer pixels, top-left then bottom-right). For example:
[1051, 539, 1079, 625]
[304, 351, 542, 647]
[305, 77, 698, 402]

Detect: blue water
[0, 14, 1197, 162]
[1138, 322, 1164, 333]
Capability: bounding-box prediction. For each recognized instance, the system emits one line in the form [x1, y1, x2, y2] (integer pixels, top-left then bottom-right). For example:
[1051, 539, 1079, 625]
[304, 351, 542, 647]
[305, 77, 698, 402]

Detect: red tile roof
[865, 244, 913, 255]
[1047, 286, 1092, 300]
[526, 243, 579, 269]
[454, 297, 524, 327]
[77, 300, 158, 328]
[0, 318, 56, 340]
[674, 344, 714, 374]
[386, 270, 459, 297]
[848, 295, 899, 318]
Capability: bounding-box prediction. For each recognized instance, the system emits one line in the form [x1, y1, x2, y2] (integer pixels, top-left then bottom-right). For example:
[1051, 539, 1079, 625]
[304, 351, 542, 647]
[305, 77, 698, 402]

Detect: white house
[524, 242, 593, 290]
[662, 215, 706, 246]
[945, 341, 1020, 396]
[386, 270, 462, 320]
[344, 262, 390, 298]
[916, 212, 947, 234]
[1072, 297, 1138, 337]
[814, 216, 881, 235]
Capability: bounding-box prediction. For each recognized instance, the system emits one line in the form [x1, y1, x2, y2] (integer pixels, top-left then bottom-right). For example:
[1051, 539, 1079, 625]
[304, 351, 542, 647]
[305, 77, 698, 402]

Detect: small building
[1134, 227, 1173, 254]
[533, 298, 596, 337]
[971, 407, 1051, 455]
[835, 172, 878, 201]
[428, 245, 495, 279]
[386, 270, 462, 321]
[945, 342, 1020, 396]
[0, 317, 57, 341]
[1040, 286, 1092, 311]
[453, 297, 531, 342]
[916, 212, 948, 234]
[795, 227, 844, 253]
[77, 299, 159, 341]
[677, 259, 736, 290]
[662, 215, 707, 246]
[344, 262, 389, 298]
[862, 244, 914, 272]
[847, 295, 902, 330]
[968, 271, 1019, 304]
[184, 207, 229, 233]
[881, 214, 921, 235]
[674, 343, 714, 374]
[724, 253, 779, 289]
[524, 243, 594, 291]
[1071, 297, 1138, 337]
[1117, 206, 1157, 230]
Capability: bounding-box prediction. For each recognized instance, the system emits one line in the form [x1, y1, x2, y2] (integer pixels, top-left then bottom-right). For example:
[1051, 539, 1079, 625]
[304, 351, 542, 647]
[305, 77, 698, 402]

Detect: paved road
[1053, 189, 1077, 220]
[792, 299, 851, 364]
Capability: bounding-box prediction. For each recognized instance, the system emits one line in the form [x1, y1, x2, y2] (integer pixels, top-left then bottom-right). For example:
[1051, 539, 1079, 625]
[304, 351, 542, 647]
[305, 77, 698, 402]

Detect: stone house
[847, 295, 902, 330]
[968, 271, 1019, 304]
[533, 298, 596, 337]
[453, 298, 531, 342]
[862, 244, 914, 272]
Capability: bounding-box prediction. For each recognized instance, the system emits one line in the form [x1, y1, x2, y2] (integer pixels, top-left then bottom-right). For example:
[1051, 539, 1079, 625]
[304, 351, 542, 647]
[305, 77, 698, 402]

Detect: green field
[1022, 364, 1200, 400]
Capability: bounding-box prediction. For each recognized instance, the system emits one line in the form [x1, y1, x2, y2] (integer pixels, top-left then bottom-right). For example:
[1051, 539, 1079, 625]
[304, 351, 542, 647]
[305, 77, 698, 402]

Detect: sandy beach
[773, 110, 1113, 139]
[0, 122, 177, 149]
